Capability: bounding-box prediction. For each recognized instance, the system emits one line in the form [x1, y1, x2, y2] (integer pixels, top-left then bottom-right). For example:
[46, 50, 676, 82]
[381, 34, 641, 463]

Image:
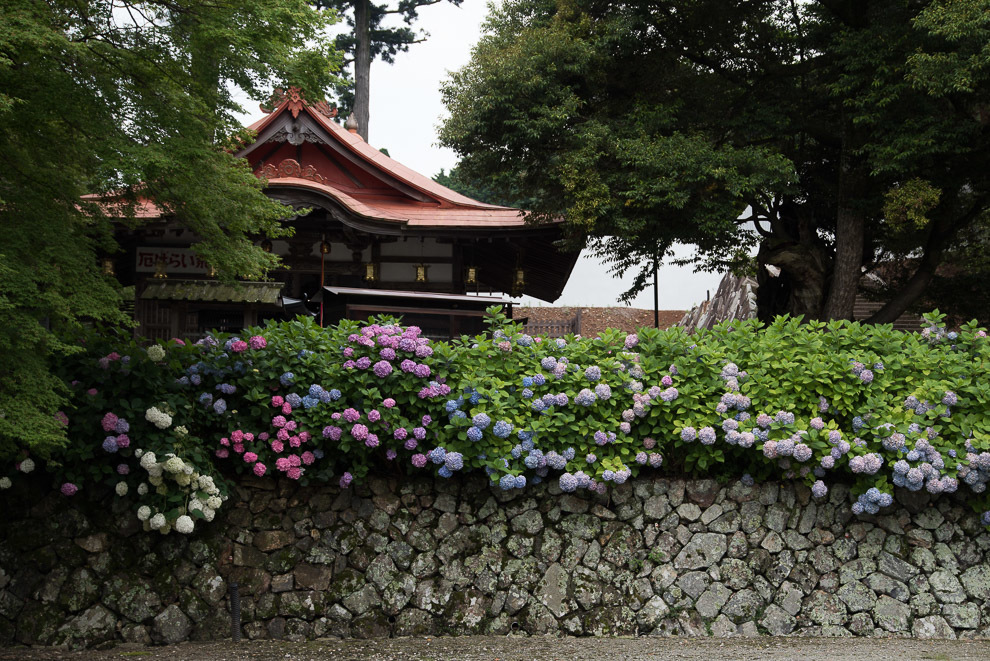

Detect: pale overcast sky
[245, 0, 723, 311]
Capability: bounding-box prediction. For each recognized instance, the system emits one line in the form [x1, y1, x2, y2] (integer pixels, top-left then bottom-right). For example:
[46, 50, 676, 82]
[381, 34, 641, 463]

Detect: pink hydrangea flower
[233, 443, 244, 454]
[275, 457, 290, 472]
[220, 437, 230, 446]
[411, 454, 427, 468]
[115, 434, 130, 449]
[216, 448, 229, 458]
[87, 388, 98, 396]
[271, 396, 284, 407]
[383, 398, 396, 409]
[287, 467, 302, 480]
[60, 483, 78, 496]
[368, 409, 381, 422]
[276, 428, 290, 442]
[281, 403, 292, 415]
[253, 463, 267, 476]
[272, 415, 287, 428]
[301, 451, 315, 465]
[230, 340, 248, 353]
[231, 430, 245, 443]
[248, 335, 267, 350]
[289, 435, 301, 448]
[386, 449, 397, 461]
[101, 412, 119, 432]
[271, 440, 284, 453]
[243, 452, 258, 463]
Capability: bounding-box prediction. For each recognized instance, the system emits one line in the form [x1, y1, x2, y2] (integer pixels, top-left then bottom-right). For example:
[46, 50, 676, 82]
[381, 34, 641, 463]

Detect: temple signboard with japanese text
[136, 247, 208, 274]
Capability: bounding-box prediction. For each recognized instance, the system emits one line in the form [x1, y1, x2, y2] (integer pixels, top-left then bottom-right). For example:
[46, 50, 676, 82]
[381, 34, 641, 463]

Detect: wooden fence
[521, 309, 582, 338]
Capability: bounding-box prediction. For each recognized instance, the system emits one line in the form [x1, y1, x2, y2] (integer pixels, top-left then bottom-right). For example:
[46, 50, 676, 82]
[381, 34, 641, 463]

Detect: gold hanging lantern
[207, 264, 218, 278]
[100, 258, 115, 277]
[512, 267, 526, 296]
[464, 265, 478, 286]
[319, 240, 332, 255]
[415, 263, 429, 283]
[260, 239, 273, 253]
[363, 262, 379, 283]
[153, 257, 168, 279]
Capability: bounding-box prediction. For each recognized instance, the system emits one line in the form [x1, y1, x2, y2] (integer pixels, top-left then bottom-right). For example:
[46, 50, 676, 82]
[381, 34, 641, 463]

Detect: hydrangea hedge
[4, 307, 990, 535]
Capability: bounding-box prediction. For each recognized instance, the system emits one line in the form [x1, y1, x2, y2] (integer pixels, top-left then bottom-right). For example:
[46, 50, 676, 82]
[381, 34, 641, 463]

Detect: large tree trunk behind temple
[756, 240, 829, 321]
[823, 126, 868, 320]
[352, 0, 371, 142]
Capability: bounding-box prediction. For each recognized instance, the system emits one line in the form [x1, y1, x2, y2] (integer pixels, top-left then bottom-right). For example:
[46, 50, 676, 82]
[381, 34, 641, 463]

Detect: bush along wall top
[2, 307, 989, 536]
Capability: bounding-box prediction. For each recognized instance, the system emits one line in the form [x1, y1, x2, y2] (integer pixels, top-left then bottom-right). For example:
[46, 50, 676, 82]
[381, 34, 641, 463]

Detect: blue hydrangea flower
[517, 334, 534, 347]
[533, 374, 547, 386]
[522, 376, 534, 388]
[594, 383, 612, 400]
[681, 427, 696, 442]
[493, 420, 513, 438]
[467, 426, 483, 442]
[698, 427, 716, 445]
[285, 393, 302, 408]
[302, 395, 319, 409]
[429, 447, 447, 464]
[586, 453, 597, 464]
[563, 447, 575, 461]
[444, 452, 464, 471]
[559, 473, 578, 492]
[437, 465, 453, 478]
[540, 356, 557, 370]
[602, 470, 615, 482]
[472, 412, 491, 430]
[213, 398, 227, 415]
[740, 474, 754, 487]
[499, 474, 516, 490]
[546, 451, 567, 470]
[102, 436, 119, 453]
[522, 388, 534, 399]
[584, 366, 602, 381]
[510, 445, 522, 459]
[514, 475, 526, 489]
[199, 392, 213, 406]
[280, 372, 294, 386]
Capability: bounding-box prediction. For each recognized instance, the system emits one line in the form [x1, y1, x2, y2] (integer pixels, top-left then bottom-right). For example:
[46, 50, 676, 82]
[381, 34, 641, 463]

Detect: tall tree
[0, 0, 340, 459]
[315, 0, 463, 141]
[439, 0, 990, 321]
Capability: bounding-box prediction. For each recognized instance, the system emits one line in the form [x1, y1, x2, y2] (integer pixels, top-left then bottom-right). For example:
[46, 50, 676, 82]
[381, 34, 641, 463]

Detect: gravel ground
[1, 636, 988, 661]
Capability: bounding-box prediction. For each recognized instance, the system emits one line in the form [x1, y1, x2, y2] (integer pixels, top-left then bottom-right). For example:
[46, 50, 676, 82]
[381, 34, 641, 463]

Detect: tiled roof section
[244, 91, 537, 228]
[141, 280, 283, 304]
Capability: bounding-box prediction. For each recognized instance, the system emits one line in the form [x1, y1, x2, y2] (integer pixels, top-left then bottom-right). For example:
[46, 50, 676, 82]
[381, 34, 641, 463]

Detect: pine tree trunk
[353, 0, 372, 142]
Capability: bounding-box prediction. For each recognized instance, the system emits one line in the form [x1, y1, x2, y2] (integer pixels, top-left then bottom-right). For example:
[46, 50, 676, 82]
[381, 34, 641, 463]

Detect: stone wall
[1, 474, 989, 648]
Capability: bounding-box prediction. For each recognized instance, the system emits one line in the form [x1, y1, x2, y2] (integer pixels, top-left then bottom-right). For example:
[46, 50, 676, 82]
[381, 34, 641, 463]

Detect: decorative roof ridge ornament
[260, 86, 337, 120]
[344, 113, 359, 135]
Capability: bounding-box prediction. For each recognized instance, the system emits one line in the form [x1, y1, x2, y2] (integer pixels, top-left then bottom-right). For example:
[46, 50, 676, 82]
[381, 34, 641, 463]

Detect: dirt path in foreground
[1, 636, 988, 661]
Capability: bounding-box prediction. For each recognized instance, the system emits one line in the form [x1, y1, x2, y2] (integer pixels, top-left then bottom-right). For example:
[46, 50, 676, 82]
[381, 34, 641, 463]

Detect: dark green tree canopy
[439, 0, 990, 320]
[0, 0, 341, 458]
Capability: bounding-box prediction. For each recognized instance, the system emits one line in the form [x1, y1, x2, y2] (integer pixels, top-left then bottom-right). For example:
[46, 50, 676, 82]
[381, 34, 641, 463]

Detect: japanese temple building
[112, 88, 578, 340]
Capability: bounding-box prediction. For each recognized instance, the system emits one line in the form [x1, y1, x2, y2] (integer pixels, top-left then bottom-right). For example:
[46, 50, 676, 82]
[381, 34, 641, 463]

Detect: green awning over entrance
[140, 280, 283, 304]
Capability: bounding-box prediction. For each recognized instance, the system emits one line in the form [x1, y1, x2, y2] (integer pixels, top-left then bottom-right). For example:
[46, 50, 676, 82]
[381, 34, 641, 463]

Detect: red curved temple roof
[238, 88, 536, 230]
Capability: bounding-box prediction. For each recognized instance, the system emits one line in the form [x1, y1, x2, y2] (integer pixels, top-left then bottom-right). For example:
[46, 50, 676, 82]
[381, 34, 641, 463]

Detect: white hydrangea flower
[155, 484, 168, 495]
[174, 515, 195, 535]
[188, 497, 203, 512]
[19, 458, 35, 474]
[146, 344, 166, 362]
[115, 482, 128, 497]
[147, 465, 163, 479]
[149, 512, 166, 529]
[206, 496, 222, 510]
[198, 475, 214, 490]
[137, 482, 148, 495]
[134, 448, 144, 459]
[144, 407, 172, 429]
[148, 474, 163, 487]
[202, 508, 215, 522]
[183, 464, 194, 475]
[163, 457, 185, 474]
[140, 452, 157, 470]
[0, 477, 11, 489]
[137, 505, 151, 521]
[158, 523, 171, 534]
[174, 473, 192, 487]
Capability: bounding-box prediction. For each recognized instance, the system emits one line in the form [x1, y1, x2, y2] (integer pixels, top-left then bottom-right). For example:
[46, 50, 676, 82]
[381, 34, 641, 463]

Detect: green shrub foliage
[5, 308, 989, 533]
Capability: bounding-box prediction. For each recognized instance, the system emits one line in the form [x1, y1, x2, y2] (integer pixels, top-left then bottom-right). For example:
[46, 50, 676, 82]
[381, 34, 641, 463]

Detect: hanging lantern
[464, 265, 478, 286]
[363, 262, 379, 283]
[153, 257, 168, 279]
[260, 239, 273, 253]
[319, 240, 332, 255]
[512, 267, 526, 296]
[100, 258, 115, 277]
[207, 264, 218, 278]
[415, 264, 429, 283]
